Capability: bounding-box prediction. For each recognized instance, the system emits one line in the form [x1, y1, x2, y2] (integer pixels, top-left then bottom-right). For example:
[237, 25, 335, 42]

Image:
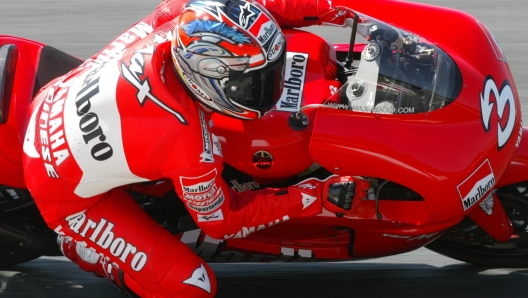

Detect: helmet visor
[224, 56, 285, 114]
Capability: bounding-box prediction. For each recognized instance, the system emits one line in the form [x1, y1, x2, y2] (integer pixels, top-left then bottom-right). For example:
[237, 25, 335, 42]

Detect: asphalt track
[1, 0, 528, 297]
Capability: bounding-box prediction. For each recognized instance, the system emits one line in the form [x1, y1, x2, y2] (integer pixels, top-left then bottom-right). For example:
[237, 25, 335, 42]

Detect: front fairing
[309, 4, 521, 224]
[323, 9, 462, 115]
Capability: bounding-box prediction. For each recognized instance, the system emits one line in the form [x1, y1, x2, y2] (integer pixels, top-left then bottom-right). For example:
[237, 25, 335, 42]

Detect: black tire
[0, 187, 45, 267]
[426, 182, 528, 268]
[0, 250, 41, 268]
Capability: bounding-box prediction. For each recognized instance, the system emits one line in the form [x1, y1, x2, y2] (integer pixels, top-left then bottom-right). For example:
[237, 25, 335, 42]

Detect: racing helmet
[172, 0, 287, 120]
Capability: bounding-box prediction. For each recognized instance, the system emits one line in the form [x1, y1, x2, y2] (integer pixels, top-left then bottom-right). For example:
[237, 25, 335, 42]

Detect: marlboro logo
[457, 159, 496, 211]
[275, 52, 308, 112]
[181, 170, 217, 194]
[65, 212, 148, 272]
[180, 169, 225, 213]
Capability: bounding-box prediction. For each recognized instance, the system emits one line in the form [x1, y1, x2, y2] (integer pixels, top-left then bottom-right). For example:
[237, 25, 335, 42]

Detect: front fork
[467, 192, 513, 242]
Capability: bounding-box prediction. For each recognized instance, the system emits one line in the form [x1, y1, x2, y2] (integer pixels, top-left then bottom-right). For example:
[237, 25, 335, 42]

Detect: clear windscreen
[317, 8, 463, 114]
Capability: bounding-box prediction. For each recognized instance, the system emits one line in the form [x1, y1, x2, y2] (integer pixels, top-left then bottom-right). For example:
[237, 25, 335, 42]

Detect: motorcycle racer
[22, 0, 366, 297]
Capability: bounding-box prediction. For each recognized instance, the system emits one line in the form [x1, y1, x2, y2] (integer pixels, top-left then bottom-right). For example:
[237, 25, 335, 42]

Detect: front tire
[426, 182, 528, 267]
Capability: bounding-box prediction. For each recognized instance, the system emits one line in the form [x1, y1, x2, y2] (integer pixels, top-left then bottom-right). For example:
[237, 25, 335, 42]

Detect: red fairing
[498, 126, 528, 187]
[0, 36, 45, 188]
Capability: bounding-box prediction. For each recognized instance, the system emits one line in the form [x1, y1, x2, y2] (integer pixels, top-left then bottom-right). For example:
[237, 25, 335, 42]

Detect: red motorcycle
[1, 1, 528, 269]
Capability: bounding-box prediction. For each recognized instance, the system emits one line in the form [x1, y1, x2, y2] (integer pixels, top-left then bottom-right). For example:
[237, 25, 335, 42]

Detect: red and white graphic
[63, 61, 148, 198]
[480, 76, 516, 150]
[457, 159, 496, 211]
[275, 53, 309, 112]
[248, 13, 276, 45]
[301, 193, 317, 210]
[267, 34, 285, 62]
[65, 211, 149, 272]
[479, 193, 495, 215]
[180, 169, 225, 213]
[183, 264, 212, 293]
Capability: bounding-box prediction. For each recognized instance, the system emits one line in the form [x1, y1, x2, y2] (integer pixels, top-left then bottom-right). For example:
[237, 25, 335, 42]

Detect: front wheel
[426, 182, 528, 267]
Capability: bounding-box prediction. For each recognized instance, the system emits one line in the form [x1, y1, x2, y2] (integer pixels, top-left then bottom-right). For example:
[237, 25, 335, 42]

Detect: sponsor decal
[180, 169, 225, 213]
[479, 192, 495, 215]
[198, 110, 214, 163]
[184, 73, 212, 101]
[183, 264, 212, 294]
[228, 1, 261, 31]
[480, 76, 516, 150]
[74, 75, 114, 162]
[256, 22, 278, 45]
[121, 48, 188, 125]
[330, 85, 338, 95]
[64, 55, 148, 198]
[301, 193, 317, 210]
[230, 180, 260, 192]
[236, 2, 256, 29]
[197, 209, 224, 222]
[252, 150, 274, 169]
[477, 21, 506, 61]
[212, 134, 223, 157]
[224, 215, 290, 239]
[457, 159, 496, 211]
[297, 183, 317, 190]
[65, 211, 148, 272]
[187, 194, 225, 213]
[267, 34, 285, 62]
[31, 81, 73, 178]
[275, 53, 309, 112]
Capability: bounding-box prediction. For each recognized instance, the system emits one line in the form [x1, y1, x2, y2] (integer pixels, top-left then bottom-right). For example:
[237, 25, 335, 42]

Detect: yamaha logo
[252, 151, 274, 169]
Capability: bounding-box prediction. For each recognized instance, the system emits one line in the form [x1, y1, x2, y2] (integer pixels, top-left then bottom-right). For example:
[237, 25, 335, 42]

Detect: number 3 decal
[480, 76, 516, 150]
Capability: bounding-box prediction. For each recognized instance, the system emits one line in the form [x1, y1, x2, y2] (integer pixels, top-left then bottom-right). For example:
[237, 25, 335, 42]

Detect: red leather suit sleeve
[254, 0, 333, 27]
[160, 109, 322, 240]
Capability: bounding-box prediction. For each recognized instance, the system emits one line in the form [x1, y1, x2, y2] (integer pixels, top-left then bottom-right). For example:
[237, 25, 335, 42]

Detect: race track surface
[1, 0, 528, 297]
[2, 248, 528, 298]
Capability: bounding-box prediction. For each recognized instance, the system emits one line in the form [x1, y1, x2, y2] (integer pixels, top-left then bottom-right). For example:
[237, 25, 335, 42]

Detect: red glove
[288, 176, 370, 217]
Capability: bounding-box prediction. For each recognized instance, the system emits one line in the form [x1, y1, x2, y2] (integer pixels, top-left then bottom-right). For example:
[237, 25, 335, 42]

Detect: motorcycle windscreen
[324, 14, 463, 115]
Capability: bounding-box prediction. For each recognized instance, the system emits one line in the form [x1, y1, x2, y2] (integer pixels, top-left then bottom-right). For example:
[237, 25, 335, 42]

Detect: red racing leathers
[22, 0, 356, 297]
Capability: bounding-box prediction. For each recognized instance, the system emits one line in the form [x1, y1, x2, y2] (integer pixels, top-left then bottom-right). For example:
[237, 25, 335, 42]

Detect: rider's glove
[323, 176, 370, 215]
[288, 176, 370, 217]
